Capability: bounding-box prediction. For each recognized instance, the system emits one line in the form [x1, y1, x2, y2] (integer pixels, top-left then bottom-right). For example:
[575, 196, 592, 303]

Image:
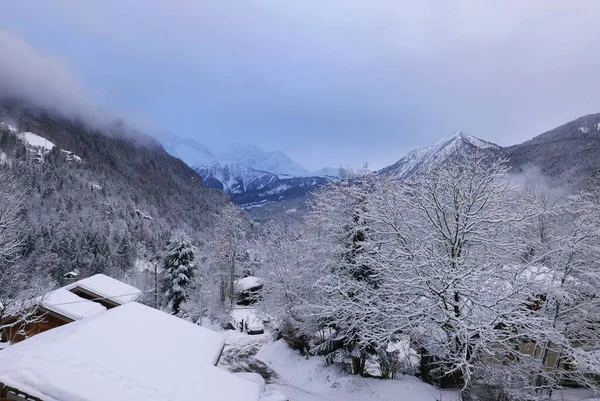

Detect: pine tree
[162, 233, 196, 314]
[309, 171, 379, 375]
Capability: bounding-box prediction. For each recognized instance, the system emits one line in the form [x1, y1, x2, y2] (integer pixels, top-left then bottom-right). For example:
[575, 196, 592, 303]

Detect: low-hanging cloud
[0, 31, 105, 125]
[0, 31, 159, 139]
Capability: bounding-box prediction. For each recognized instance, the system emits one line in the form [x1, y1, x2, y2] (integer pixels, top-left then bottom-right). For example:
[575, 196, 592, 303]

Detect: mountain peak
[379, 132, 501, 178]
[438, 131, 499, 150]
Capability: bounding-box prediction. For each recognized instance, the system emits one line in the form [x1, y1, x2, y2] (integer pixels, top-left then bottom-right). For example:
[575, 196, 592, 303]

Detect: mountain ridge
[378, 131, 502, 178]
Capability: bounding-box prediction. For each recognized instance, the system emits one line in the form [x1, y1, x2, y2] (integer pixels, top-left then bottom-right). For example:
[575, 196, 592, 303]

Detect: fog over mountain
[0, 31, 159, 142]
[4, 2, 600, 169]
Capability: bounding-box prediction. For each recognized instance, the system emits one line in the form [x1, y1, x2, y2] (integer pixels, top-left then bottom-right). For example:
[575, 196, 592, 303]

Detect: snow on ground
[219, 332, 600, 401]
[218, 330, 459, 401]
[20, 131, 55, 150]
[257, 340, 459, 401]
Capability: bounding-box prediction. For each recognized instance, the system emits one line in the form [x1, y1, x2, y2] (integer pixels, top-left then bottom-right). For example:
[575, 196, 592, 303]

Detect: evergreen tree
[162, 233, 196, 314]
[309, 171, 379, 375]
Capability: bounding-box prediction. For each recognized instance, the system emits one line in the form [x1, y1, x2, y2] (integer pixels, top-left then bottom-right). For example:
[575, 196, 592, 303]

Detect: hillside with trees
[0, 101, 230, 303]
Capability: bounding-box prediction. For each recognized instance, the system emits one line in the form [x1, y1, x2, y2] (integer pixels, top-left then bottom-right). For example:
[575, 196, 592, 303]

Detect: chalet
[0, 303, 260, 401]
[0, 274, 142, 345]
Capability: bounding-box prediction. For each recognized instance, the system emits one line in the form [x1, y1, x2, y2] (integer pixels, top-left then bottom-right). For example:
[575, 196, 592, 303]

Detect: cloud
[3, 1, 600, 168]
[0, 30, 160, 138]
[0, 31, 104, 124]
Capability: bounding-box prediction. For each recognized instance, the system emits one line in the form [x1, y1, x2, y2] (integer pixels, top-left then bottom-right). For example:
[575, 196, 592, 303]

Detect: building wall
[2, 310, 70, 344]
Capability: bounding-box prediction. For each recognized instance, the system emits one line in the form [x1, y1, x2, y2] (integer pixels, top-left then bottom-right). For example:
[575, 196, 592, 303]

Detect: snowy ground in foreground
[219, 330, 599, 401]
[220, 330, 459, 401]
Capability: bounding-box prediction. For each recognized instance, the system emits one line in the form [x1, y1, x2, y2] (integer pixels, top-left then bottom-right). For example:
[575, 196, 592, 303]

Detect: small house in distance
[234, 276, 264, 306]
[0, 303, 260, 401]
[0, 274, 142, 345]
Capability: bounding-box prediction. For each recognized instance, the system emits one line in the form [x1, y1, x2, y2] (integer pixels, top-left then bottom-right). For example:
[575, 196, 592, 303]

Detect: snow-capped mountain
[161, 134, 215, 167]
[160, 134, 332, 207]
[161, 134, 310, 177]
[195, 162, 279, 194]
[216, 145, 310, 178]
[378, 131, 501, 178]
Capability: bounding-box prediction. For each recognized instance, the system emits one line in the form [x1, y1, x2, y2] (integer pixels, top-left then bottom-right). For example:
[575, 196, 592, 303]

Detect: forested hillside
[505, 113, 600, 190]
[0, 101, 230, 286]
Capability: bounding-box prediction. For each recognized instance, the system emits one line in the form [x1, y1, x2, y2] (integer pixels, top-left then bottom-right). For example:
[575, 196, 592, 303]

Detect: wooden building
[0, 274, 142, 346]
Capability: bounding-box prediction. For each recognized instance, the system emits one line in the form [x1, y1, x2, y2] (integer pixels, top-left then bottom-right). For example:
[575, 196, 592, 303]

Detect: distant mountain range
[161, 135, 340, 208]
[159, 113, 600, 221]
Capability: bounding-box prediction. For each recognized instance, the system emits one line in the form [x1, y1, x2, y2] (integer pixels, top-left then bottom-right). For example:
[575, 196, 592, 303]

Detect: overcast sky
[2, 1, 600, 169]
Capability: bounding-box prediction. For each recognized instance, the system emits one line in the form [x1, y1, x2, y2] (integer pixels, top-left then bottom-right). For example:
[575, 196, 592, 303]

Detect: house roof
[234, 276, 264, 293]
[2, 274, 139, 322]
[41, 288, 106, 321]
[65, 274, 143, 304]
[0, 302, 260, 401]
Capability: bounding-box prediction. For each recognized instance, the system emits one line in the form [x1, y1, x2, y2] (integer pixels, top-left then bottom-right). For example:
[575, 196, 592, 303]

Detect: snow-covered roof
[66, 274, 143, 304]
[0, 303, 260, 401]
[42, 288, 106, 321]
[234, 276, 264, 293]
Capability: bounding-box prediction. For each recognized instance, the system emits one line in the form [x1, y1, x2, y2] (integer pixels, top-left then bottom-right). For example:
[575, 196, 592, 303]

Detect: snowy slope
[379, 131, 501, 178]
[159, 134, 336, 208]
[1, 119, 83, 163]
[161, 134, 310, 177]
[20, 131, 55, 150]
[159, 134, 340, 179]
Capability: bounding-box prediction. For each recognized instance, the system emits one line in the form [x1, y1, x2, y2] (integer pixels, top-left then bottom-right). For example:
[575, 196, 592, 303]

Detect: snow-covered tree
[359, 153, 536, 388]
[0, 169, 50, 341]
[256, 220, 323, 354]
[162, 233, 196, 314]
[307, 170, 383, 375]
[0, 169, 25, 266]
[484, 180, 600, 400]
[200, 203, 248, 317]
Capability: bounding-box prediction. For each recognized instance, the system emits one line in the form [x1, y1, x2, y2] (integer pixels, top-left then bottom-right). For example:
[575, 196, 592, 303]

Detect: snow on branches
[256, 153, 600, 398]
[162, 232, 196, 314]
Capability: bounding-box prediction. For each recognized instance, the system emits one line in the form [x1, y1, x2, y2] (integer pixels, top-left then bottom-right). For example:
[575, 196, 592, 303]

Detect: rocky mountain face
[0, 101, 229, 284]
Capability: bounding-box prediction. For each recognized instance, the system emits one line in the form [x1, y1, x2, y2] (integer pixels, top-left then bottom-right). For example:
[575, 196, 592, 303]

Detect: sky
[1, 1, 600, 170]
